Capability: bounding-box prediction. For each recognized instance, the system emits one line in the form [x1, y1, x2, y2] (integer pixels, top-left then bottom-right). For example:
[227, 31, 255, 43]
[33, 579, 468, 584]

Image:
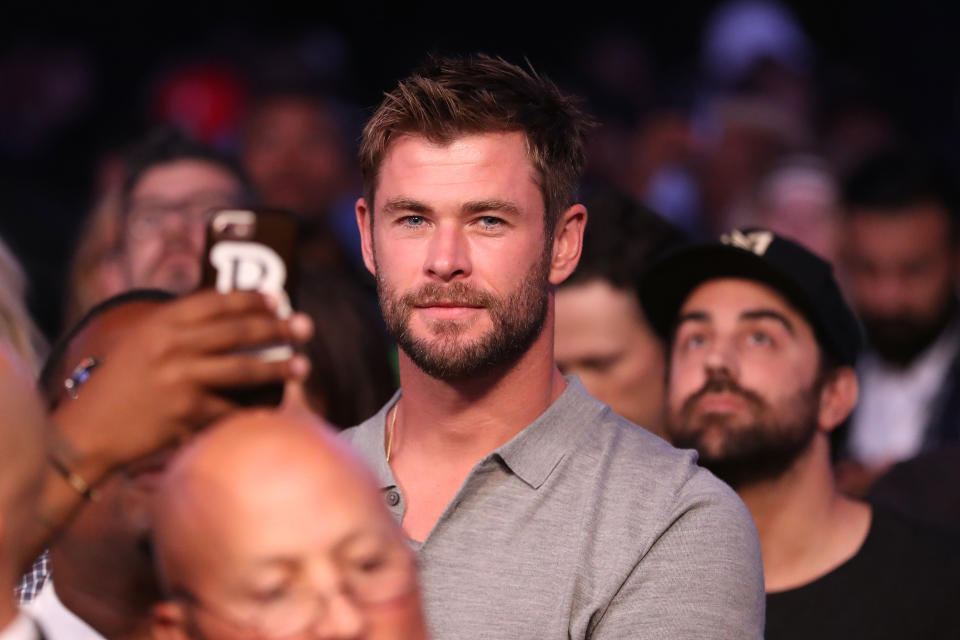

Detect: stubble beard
[376, 250, 552, 381]
[665, 370, 821, 489]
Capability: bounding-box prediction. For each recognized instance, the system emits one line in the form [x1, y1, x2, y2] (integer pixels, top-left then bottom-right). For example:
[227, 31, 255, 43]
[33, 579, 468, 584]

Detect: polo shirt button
[386, 490, 401, 507]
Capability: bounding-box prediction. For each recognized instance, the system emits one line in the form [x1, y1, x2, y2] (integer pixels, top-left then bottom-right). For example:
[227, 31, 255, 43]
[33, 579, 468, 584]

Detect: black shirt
[766, 505, 960, 639]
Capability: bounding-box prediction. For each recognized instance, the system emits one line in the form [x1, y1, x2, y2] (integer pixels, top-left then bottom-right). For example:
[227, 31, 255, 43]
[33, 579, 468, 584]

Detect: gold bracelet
[48, 454, 98, 502]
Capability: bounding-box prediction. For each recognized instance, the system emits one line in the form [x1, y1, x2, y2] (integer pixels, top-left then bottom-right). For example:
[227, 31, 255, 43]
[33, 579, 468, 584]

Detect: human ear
[356, 197, 377, 277]
[818, 367, 859, 432]
[548, 204, 587, 285]
[151, 600, 190, 640]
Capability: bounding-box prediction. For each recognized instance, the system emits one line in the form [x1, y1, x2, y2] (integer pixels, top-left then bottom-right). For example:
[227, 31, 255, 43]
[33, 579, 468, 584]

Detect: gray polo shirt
[342, 377, 764, 639]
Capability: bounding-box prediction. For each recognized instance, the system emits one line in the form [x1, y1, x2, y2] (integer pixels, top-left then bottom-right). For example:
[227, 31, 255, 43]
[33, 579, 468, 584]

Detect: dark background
[2, 0, 958, 337]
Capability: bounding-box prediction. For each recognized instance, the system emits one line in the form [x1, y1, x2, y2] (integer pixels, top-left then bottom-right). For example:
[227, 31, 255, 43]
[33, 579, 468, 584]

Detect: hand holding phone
[200, 209, 300, 403]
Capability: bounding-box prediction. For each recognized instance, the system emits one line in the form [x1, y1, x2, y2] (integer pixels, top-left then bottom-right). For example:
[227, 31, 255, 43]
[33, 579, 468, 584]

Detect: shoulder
[869, 504, 960, 561]
[556, 398, 761, 579]
[578, 412, 764, 637]
[576, 403, 752, 528]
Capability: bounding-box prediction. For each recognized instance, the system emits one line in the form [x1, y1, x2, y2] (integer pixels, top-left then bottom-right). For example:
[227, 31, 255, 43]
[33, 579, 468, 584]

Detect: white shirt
[21, 581, 104, 640]
[850, 321, 960, 466]
[0, 614, 40, 640]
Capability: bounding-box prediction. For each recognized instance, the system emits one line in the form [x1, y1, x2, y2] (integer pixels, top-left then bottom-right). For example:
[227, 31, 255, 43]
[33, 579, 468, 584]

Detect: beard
[377, 251, 551, 381]
[666, 369, 821, 489]
[861, 297, 957, 367]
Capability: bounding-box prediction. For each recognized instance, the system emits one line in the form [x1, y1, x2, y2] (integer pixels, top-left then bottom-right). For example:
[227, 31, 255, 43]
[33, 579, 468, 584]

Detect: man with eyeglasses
[121, 129, 250, 294]
[150, 409, 428, 640]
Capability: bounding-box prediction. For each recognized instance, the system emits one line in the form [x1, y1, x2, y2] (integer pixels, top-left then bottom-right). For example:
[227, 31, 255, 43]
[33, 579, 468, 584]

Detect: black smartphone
[200, 208, 299, 406]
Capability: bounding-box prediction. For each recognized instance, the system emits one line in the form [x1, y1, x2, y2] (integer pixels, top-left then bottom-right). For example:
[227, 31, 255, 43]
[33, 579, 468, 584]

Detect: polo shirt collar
[355, 376, 602, 492]
[493, 376, 600, 489]
[350, 390, 400, 490]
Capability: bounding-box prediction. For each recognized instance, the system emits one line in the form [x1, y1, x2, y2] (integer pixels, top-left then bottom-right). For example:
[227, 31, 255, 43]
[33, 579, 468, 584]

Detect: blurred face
[664, 279, 823, 488]
[555, 280, 666, 435]
[124, 160, 243, 293]
[841, 205, 957, 366]
[757, 169, 838, 263]
[359, 132, 554, 380]
[163, 459, 424, 640]
[242, 97, 349, 218]
[0, 346, 50, 580]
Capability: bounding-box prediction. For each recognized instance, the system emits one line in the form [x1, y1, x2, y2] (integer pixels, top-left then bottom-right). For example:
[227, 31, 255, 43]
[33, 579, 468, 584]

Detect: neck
[737, 435, 871, 592]
[393, 316, 566, 466]
[50, 524, 160, 639]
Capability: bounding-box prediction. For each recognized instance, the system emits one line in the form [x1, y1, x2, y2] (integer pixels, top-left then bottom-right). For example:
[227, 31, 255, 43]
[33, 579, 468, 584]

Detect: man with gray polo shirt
[343, 54, 764, 639]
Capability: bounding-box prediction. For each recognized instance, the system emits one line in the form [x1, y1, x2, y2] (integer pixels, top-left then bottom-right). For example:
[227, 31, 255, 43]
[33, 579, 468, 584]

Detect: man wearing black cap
[642, 228, 960, 639]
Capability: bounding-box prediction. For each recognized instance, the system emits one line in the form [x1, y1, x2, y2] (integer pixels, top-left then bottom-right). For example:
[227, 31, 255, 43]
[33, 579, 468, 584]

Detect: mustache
[401, 282, 498, 309]
[681, 370, 766, 415]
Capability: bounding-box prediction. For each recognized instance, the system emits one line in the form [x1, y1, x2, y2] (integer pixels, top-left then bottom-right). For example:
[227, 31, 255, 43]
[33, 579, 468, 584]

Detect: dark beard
[861, 297, 958, 368]
[667, 369, 821, 489]
[377, 254, 550, 381]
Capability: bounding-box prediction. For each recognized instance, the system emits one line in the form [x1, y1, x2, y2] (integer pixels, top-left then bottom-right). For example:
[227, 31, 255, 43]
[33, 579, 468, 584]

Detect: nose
[702, 336, 739, 379]
[867, 274, 910, 316]
[424, 222, 471, 282]
[311, 591, 366, 640]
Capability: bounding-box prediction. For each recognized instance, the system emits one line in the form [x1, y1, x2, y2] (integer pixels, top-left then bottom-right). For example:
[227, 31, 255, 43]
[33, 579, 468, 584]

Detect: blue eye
[401, 215, 425, 227]
[746, 332, 773, 347]
[477, 216, 505, 230]
[683, 334, 707, 349]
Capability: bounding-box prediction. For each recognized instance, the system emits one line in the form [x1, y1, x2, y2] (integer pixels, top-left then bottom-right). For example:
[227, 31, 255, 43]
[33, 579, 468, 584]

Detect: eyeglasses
[126, 192, 241, 240]
[178, 536, 417, 638]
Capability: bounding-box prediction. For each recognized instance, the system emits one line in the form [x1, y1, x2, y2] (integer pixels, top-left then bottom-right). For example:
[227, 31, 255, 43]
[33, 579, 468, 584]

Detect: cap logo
[721, 229, 774, 256]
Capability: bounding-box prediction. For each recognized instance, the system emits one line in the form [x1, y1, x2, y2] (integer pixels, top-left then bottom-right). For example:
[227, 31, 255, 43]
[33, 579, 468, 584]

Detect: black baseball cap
[639, 228, 864, 366]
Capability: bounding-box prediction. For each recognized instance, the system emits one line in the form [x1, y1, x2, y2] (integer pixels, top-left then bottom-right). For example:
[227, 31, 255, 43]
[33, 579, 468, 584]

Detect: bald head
[0, 342, 48, 589]
[152, 410, 426, 640]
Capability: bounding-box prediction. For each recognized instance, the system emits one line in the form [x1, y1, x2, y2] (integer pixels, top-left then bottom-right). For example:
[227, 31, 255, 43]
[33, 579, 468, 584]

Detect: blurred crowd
[0, 1, 959, 639]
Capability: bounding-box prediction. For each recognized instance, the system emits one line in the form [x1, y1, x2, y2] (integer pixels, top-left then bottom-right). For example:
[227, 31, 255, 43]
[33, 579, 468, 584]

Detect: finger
[164, 290, 273, 325]
[176, 314, 295, 354]
[174, 311, 314, 354]
[188, 353, 311, 388]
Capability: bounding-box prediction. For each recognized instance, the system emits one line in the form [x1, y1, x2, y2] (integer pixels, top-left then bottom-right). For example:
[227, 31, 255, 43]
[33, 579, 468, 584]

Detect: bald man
[0, 344, 50, 640]
[151, 411, 428, 640]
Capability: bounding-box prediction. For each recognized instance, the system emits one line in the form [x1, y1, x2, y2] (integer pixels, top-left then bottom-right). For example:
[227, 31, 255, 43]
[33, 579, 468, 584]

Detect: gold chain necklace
[385, 400, 399, 462]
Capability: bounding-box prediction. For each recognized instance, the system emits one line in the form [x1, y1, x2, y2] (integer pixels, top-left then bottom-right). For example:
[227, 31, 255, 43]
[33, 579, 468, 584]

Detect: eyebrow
[381, 198, 521, 217]
[461, 199, 521, 217]
[740, 309, 795, 334]
[674, 309, 795, 334]
[675, 311, 710, 327]
[382, 198, 432, 215]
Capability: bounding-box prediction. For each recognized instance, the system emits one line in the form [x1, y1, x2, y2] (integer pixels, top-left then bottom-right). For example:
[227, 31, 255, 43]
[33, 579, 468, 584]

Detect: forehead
[556, 281, 644, 343]
[251, 97, 335, 128]
[132, 159, 241, 201]
[845, 204, 951, 247]
[679, 278, 813, 334]
[200, 462, 394, 568]
[374, 132, 538, 206]
[65, 302, 162, 369]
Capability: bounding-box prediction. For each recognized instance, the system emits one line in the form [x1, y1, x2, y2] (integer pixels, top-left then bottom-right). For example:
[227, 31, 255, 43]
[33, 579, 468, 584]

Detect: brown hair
[359, 54, 594, 233]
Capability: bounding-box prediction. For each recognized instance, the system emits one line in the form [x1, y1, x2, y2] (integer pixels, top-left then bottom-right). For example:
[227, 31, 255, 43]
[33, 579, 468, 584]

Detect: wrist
[50, 401, 115, 487]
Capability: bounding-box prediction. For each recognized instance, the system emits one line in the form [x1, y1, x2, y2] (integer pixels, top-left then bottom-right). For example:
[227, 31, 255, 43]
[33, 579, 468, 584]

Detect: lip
[695, 392, 747, 414]
[415, 304, 484, 320]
